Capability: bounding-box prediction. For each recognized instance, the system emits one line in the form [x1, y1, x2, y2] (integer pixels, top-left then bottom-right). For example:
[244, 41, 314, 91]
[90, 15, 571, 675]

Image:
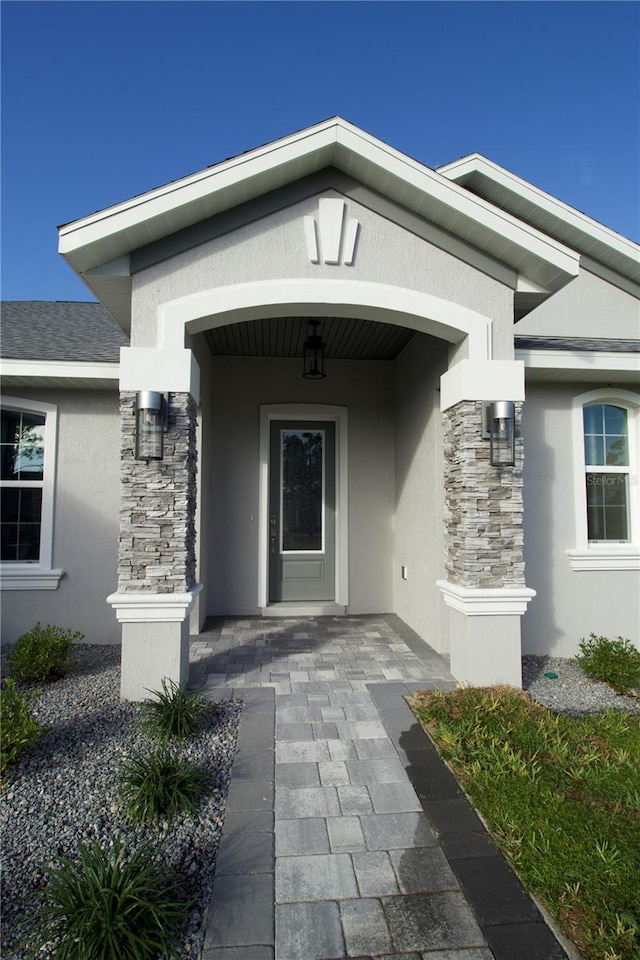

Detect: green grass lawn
[408, 687, 640, 960]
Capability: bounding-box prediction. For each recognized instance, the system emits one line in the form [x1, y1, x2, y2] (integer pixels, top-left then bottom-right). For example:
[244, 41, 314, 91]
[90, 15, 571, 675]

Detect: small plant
[117, 748, 209, 823]
[25, 837, 188, 960]
[139, 677, 211, 741]
[577, 634, 640, 696]
[8, 622, 83, 683]
[0, 679, 45, 774]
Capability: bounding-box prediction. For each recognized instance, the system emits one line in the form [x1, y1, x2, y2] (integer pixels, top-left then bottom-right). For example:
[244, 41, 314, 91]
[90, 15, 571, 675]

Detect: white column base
[107, 585, 202, 701]
[437, 580, 536, 688]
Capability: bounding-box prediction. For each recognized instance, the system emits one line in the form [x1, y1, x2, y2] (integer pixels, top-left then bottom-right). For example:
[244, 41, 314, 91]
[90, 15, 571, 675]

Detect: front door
[269, 421, 335, 602]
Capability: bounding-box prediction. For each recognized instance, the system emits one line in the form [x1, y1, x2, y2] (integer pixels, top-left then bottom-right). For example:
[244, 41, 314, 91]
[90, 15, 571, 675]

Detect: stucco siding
[202, 355, 395, 616]
[517, 268, 640, 340]
[130, 189, 513, 357]
[393, 334, 449, 651]
[1, 389, 121, 646]
[522, 382, 640, 655]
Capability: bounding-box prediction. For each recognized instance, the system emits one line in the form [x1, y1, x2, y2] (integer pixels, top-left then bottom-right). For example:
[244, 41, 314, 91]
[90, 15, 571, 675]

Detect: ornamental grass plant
[139, 678, 212, 741]
[409, 686, 640, 960]
[117, 748, 209, 824]
[26, 837, 188, 960]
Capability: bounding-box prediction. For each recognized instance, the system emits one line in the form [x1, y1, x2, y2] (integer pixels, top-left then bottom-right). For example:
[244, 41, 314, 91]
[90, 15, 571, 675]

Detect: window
[568, 389, 639, 570]
[0, 398, 62, 589]
[584, 403, 630, 541]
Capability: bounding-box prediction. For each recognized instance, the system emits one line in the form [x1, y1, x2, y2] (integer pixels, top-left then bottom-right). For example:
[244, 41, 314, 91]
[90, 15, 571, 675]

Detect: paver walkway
[190, 615, 568, 960]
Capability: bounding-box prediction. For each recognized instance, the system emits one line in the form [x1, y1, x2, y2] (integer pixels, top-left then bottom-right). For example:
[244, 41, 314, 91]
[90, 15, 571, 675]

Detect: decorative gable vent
[304, 198, 359, 266]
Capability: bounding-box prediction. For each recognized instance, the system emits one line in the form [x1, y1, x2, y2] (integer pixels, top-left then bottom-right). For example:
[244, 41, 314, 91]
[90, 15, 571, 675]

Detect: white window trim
[0, 396, 64, 590]
[568, 388, 640, 571]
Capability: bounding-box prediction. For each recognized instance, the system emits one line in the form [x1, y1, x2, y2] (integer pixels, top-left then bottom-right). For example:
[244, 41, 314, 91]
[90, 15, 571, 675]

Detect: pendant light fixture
[302, 319, 326, 380]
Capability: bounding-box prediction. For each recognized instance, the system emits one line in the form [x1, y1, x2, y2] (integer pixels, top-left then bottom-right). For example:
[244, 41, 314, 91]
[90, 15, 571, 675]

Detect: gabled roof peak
[58, 118, 589, 327]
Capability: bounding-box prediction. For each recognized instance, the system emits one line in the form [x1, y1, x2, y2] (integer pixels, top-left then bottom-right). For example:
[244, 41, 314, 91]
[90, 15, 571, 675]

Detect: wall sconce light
[135, 391, 168, 461]
[302, 320, 326, 380]
[489, 401, 515, 467]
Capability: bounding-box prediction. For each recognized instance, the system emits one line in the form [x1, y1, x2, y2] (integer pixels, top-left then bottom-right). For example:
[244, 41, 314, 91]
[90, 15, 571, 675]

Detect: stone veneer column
[442, 400, 525, 589]
[437, 398, 535, 687]
[118, 392, 197, 593]
[108, 391, 201, 700]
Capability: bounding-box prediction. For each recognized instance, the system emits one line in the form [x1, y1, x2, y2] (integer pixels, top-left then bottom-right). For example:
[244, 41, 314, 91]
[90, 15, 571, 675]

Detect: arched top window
[583, 403, 630, 542]
[569, 389, 639, 570]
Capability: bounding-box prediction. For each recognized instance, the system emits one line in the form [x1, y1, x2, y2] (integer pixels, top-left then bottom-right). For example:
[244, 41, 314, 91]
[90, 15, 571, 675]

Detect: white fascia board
[0, 359, 120, 380]
[334, 128, 580, 280]
[438, 153, 639, 267]
[516, 349, 640, 378]
[58, 122, 340, 255]
[58, 118, 579, 287]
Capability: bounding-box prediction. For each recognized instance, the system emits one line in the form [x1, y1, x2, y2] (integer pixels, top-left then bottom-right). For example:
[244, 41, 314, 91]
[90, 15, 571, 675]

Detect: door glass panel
[281, 430, 323, 551]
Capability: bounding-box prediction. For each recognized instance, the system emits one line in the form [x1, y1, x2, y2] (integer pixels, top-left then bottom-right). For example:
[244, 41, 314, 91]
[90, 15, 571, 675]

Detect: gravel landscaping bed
[0, 644, 241, 959]
[523, 654, 640, 716]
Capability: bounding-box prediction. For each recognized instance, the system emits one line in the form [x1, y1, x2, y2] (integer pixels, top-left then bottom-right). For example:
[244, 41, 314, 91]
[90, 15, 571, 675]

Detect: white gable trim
[439, 153, 639, 284]
[59, 119, 579, 295]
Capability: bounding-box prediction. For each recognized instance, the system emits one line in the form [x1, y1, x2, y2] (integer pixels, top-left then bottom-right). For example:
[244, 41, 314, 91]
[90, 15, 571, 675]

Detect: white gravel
[0, 644, 241, 959]
[523, 654, 640, 716]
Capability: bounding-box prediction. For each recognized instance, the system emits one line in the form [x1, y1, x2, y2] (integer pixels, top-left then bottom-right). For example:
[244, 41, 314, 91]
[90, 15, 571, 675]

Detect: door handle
[270, 528, 276, 554]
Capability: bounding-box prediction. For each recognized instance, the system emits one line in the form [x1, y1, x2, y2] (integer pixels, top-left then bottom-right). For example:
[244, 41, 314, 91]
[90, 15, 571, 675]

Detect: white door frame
[258, 404, 348, 610]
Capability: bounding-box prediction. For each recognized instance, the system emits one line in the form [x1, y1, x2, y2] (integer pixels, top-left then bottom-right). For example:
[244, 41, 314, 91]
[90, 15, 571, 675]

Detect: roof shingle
[1, 301, 128, 362]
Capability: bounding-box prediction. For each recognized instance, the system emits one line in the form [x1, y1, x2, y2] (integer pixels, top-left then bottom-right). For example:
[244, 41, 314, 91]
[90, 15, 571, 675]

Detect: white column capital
[107, 583, 203, 623]
[440, 360, 525, 412]
[119, 347, 200, 403]
[437, 580, 536, 616]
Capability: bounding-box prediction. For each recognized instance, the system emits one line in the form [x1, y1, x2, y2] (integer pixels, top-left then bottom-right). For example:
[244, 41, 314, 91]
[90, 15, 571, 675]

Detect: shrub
[577, 633, 640, 696]
[0, 679, 45, 774]
[26, 837, 187, 960]
[139, 677, 212, 741]
[8, 622, 83, 683]
[117, 748, 209, 824]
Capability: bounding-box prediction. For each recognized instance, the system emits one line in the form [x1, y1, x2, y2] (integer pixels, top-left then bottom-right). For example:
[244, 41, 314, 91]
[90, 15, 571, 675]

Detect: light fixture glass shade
[135, 391, 165, 460]
[302, 320, 326, 380]
[489, 401, 515, 466]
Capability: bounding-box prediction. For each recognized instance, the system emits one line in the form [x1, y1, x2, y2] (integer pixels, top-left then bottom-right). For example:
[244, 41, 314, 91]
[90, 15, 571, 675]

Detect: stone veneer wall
[118, 392, 197, 593]
[443, 400, 525, 589]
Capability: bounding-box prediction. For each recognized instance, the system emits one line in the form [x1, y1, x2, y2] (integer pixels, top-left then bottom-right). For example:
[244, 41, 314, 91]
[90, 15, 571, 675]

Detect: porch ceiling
[204, 316, 416, 360]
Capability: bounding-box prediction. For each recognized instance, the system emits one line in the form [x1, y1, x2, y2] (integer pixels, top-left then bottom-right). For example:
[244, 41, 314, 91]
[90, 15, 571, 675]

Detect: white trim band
[107, 583, 203, 623]
[567, 548, 640, 571]
[437, 579, 536, 615]
[1, 567, 65, 590]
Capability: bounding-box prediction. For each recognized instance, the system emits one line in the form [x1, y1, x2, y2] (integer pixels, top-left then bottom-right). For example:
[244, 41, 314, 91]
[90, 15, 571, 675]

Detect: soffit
[58, 118, 580, 331]
[204, 316, 416, 361]
[439, 155, 640, 287]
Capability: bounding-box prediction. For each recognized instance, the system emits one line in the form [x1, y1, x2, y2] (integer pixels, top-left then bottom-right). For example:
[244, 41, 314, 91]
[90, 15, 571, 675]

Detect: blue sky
[1, 1, 638, 302]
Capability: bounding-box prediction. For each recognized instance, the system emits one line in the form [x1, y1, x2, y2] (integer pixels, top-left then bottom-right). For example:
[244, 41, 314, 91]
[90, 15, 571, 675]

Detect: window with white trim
[568, 389, 640, 571]
[0, 397, 62, 589]
[583, 403, 630, 541]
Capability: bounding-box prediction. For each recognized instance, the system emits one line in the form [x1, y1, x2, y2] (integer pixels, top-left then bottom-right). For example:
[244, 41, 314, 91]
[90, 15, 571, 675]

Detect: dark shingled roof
[1, 301, 129, 362]
[515, 336, 640, 353]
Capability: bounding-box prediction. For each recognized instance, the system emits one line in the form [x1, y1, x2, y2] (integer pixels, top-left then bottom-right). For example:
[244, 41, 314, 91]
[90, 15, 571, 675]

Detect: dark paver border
[368, 682, 570, 960]
[202, 686, 276, 960]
